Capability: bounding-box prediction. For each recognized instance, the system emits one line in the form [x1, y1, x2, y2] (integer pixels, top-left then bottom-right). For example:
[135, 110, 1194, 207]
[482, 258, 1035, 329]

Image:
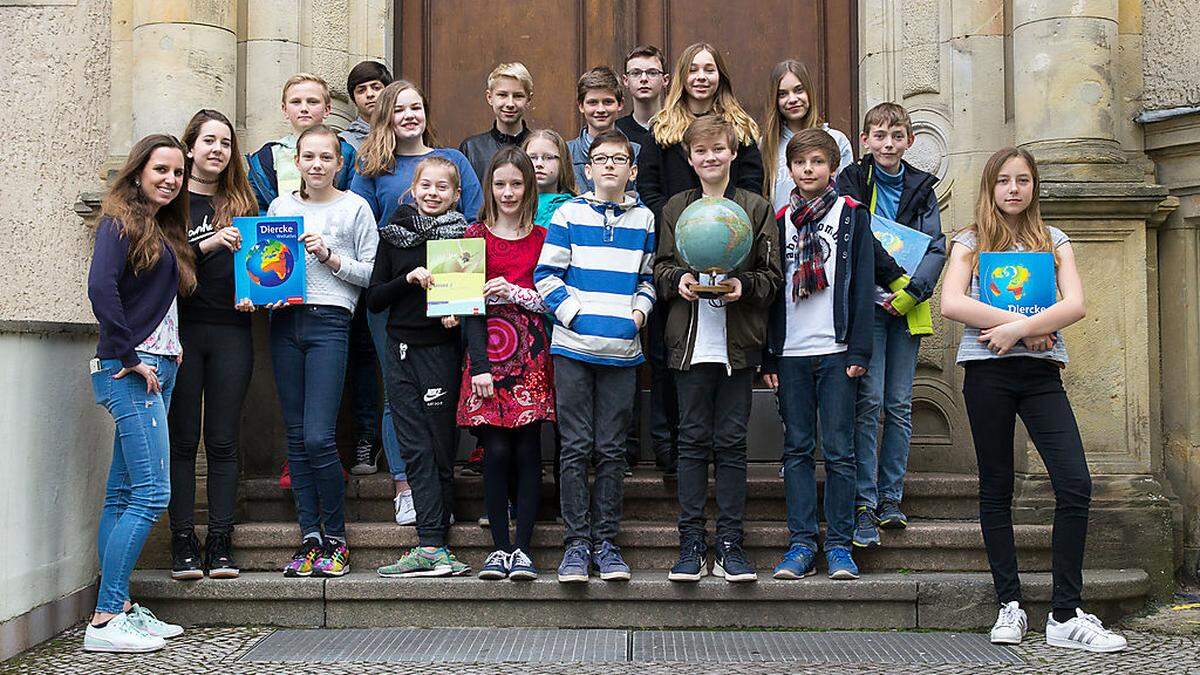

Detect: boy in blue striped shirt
[535, 129, 656, 583]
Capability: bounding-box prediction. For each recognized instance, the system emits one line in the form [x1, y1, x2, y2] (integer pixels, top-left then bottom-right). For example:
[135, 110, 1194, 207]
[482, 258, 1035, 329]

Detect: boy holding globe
[653, 116, 780, 583]
[763, 128, 876, 582]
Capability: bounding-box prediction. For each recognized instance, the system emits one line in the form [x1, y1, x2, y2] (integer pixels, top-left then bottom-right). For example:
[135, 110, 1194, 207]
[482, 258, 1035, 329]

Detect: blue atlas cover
[871, 214, 933, 275]
[978, 251, 1056, 316]
[232, 216, 306, 306]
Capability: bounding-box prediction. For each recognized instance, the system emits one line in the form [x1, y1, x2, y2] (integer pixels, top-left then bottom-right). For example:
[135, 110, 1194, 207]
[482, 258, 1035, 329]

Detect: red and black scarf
[787, 186, 837, 301]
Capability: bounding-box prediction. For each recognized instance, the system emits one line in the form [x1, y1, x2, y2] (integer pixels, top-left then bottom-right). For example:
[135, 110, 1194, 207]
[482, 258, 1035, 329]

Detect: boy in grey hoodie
[340, 61, 392, 151]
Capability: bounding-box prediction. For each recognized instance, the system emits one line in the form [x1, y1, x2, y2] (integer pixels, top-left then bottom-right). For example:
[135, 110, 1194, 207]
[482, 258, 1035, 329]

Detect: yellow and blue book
[978, 251, 1056, 316]
[426, 238, 486, 317]
[232, 216, 306, 306]
[871, 214, 933, 275]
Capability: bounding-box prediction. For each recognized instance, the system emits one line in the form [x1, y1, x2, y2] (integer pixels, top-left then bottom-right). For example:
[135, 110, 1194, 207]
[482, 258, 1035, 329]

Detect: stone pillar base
[1012, 473, 1179, 598]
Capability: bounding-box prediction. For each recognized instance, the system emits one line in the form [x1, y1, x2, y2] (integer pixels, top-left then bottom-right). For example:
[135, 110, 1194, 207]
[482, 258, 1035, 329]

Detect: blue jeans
[853, 308, 920, 509]
[270, 305, 352, 539]
[776, 351, 857, 551]
[366, 308, 406, 481]
[92, 351, 178, 614]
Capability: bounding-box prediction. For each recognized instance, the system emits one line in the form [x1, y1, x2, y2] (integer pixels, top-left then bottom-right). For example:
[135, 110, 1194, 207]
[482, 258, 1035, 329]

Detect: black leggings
[962, 357, 1091, 613]
[168, 320, 253, 536]
[478, 424, 542, 552]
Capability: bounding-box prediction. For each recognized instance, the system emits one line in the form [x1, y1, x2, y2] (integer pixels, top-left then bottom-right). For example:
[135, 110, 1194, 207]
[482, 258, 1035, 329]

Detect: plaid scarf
[380, 204, 468, 249]
[787, 185, 837, 301]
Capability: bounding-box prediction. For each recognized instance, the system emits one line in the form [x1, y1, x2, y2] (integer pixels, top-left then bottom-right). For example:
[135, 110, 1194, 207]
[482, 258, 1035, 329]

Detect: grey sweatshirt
[266, 190, 378, 313]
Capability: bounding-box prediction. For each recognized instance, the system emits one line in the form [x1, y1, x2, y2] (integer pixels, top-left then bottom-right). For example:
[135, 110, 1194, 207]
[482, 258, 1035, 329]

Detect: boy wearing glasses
[568, 66, 641, 193]
[618, 44, 669, 151]
[535, 130, 656, 583]
[653, 117, 781, 583]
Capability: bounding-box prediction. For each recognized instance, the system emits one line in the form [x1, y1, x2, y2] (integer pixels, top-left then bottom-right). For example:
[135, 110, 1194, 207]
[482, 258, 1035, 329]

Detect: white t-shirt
[782, 199, 846, 357]
[690, 272, 729, 366]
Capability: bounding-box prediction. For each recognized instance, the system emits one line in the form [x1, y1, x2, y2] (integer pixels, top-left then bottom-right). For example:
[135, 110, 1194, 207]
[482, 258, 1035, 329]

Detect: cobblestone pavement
[4, 625, 1199, 675]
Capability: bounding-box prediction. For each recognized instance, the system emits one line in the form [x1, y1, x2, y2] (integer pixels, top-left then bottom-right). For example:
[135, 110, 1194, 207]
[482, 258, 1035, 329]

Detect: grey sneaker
[877, 499, 908, 529]
[852, 506, 881, 548]
[592, 540, 631, 581]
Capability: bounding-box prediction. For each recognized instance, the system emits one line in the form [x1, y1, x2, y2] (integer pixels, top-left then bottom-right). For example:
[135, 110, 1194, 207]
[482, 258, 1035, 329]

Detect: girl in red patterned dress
[458, 146, 556, 581]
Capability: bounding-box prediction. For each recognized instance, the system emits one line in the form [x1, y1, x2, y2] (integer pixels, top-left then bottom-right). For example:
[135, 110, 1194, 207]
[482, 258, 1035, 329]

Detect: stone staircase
[131, 465, 1151, 631]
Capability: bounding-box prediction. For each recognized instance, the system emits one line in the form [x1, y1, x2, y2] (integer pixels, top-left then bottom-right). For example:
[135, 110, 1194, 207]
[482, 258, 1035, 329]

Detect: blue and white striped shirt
[535, 192, 656, 366]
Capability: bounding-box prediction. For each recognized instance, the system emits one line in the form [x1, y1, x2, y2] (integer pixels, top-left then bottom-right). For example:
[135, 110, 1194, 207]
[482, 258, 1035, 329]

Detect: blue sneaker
[713, 538, 757, 583]
[852, 506, 881, 548]
[668, 537, 707, 582]
[592, 540, 631, 581]
[478, 550, 510, 580]
[826, 547, 860, 580]
[507, 548, 538, 581]
[556, 542, 591, 583]
[773, 544, 817, 580]
[877, 500, 908, 530]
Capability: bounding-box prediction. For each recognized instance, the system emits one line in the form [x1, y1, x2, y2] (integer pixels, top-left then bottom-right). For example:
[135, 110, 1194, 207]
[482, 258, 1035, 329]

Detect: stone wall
[1143, 0, 1200, 111]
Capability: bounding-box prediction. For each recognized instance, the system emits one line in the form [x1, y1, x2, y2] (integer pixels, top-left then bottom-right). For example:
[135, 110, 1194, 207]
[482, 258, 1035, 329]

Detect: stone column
[1007, 0, 1176, 595]
[131, 0, 238, 140]
[242, 2, 302, 150]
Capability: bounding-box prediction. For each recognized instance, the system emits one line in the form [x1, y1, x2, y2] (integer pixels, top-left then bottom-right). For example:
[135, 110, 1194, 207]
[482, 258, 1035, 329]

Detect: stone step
[237, 467, 981, 523]
[142, 519, 1050, 573]
[128, 568, 1150, 632]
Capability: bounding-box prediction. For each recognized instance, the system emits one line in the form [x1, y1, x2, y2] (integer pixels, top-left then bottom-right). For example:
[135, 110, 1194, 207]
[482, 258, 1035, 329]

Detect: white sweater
[267, 190, 378, 313]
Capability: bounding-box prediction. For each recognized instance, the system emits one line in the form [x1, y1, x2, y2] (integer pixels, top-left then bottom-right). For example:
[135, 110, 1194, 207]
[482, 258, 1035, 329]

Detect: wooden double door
[395, 0, 857, 149]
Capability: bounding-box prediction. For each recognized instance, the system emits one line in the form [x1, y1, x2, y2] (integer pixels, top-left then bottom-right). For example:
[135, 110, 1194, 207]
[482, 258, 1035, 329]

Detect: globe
[245, 239, 296, 288]
[987, 264, 1031, 302]
[674, 197, 753, 275]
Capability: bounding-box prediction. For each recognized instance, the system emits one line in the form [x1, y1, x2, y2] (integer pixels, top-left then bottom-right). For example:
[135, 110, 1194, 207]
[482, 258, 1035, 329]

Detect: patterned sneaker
[315, 540, 351, 577]
[283, 536, 323, 577]
[876, 499, 908, 530]
[126, 603, 183, 639]
[592, 540, 631, 581]
[440, 547, 472, 576]
[556, 542, 591, 583]
[826, 546, 860, 580]
[852, 506, 881, 548]
[377, 547, 452, 578]
[478, 550, 511, 580]
[350, 438, 378, 475]
[990, 601, 1027, 645]
[1045, 609, 1128, 652]
[508, 548, 538, 581]
[773, 544, 817, 580]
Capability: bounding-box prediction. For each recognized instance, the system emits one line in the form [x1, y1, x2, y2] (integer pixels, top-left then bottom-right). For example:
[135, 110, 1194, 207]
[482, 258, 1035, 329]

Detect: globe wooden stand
[688, 268, 734, 298]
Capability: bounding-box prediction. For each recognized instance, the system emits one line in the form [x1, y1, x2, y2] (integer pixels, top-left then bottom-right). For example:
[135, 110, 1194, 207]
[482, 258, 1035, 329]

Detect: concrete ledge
[0, 582, 96, 662]
[0, 319, 98, 336]
[128, 569, 1149, 632]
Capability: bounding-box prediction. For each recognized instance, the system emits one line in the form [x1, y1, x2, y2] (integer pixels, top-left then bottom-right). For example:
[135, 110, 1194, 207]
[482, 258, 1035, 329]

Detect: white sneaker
[394, 490, 416, 526]
[1045, 608, 1128, 652]
[989, 601, 1027, 645]
[83, 612, 166, 653]
[127, 603, 183, 638]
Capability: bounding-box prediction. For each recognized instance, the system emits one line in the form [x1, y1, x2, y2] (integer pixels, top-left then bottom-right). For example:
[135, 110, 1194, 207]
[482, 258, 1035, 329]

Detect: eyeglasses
[590, 154, 632, 166]
[626, 69, 664, 79]
[527, 154, 560, 163]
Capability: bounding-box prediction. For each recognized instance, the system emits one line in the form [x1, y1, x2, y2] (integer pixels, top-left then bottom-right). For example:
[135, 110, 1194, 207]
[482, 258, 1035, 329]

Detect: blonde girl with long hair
[760, 60, 854, 211]
[941, 147, 1126, 653]
[636, 42, 764, 219]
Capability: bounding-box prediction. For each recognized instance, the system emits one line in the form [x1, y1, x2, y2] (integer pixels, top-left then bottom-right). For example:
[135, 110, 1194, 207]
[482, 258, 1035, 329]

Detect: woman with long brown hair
[166, 110, 258, 583]
[636, 42, 763, 220]
[760, 59, 854, 211]
[941, 147, 1125, 652]
[85, 134, 195, 653]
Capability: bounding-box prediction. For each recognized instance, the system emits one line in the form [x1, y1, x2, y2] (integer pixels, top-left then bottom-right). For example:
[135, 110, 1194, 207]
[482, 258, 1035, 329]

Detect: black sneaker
[204, 531, 240, 579]
[713, 538, 757, 583]
[350, 438, 378, 475]
[668, 537, 707, 582]
[170, 531, 204, 580]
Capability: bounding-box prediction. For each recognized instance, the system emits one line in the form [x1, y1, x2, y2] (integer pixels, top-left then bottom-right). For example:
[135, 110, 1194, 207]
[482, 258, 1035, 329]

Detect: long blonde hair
[357, 80, 440, 177]
[761, 60, 821, 201]
[650, 42, 759, 148]
[966, 147, 1055, 269]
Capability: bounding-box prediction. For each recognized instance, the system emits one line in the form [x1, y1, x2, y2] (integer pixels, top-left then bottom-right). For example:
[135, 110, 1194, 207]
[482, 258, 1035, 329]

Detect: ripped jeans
[91, 351, 177, 614]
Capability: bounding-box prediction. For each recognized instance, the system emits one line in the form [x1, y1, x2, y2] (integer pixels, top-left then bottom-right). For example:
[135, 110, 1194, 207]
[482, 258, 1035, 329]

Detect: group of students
[83, 41, 1127, 655]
